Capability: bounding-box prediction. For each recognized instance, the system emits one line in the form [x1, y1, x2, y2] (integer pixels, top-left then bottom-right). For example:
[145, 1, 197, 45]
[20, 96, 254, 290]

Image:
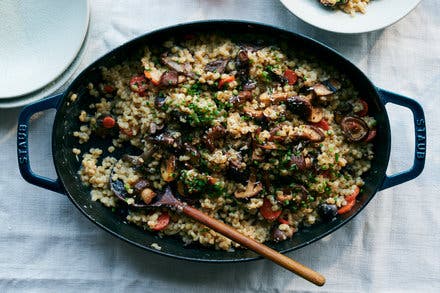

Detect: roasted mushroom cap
[204, 59, 229, 74]
[286, 96, 324, 123]
[159, 70, 178, 86]
[288, 154, 312, 171]
[340, 116, 369, 142]
[161, 54, 197, 79]
[287, 96, 312, 118]
[294, 125, 325, 142]
[311, 79, 341, 96]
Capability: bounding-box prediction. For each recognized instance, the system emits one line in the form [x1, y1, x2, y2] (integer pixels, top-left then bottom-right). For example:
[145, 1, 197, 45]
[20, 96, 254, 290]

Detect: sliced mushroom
[150, 133, 176, 147]
[109, 167, 146, 208]
[266, 69, 288, 85]
[340, 116, 369, 142]
[242, 80, 257, 91]
[243, 106, 263, 119]
[204, 59, 229, 73]
[237, 49, 249, 63]
[260, 92, 289, 105]
[229, 90, 252, 105]
[203, 125, 226, 152]
[161, 155, 176, 182]
[271, 225, 294, 242]
[311, 83, 333, 96]
[323, 78, 342, 92]
[311, 79, 341, 96]
[269, 125, 284, 142]
[121, 154, 145, 167]
[159, 70, 178, 86]
[309, 107, 323, 123]
[287, 96, 313, 118]
[161, 54, 197, 79]
[235, 49, 250, 80]
[293, 125, 325, 142]
[182, 142, 200, 161]
[288, 154, 312, 171]
[234, 174, 263, 198]
[258, 142, 280, 150]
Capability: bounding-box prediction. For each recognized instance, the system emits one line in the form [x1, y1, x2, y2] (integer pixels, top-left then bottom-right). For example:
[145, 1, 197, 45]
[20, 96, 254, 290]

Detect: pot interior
[52, 21, 391, 262]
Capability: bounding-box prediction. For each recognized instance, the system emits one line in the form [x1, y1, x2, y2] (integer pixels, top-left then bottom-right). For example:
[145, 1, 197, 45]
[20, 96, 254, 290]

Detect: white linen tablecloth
[0, 0, 439, 291]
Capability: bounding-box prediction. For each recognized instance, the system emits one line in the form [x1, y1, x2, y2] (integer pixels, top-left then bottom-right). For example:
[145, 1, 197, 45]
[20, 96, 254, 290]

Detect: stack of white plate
[0, 0, 90, 108]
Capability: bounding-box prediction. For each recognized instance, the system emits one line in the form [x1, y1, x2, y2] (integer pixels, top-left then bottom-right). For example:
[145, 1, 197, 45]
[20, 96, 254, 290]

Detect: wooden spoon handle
[182, 205, 326, 286]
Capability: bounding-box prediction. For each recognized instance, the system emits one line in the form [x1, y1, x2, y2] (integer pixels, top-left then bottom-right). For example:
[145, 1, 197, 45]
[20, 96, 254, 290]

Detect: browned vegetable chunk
[204, 59, 229, 73]
[295, 125, 325, 142]
[161, 155, 176, 182]
[234, 174, 263, 198]
[159, 70, 178, 86]
[340, 116, 369, 142]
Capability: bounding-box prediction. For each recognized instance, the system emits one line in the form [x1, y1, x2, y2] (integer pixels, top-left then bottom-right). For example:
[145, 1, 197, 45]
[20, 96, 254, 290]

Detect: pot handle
[378, 88, 426, 190]
[17, 94, 65, 194]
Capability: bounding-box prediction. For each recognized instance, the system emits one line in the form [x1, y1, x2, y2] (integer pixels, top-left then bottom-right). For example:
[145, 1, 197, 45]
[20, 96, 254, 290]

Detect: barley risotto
[73, 35, 376, 251]
[319, 0, 374, 15]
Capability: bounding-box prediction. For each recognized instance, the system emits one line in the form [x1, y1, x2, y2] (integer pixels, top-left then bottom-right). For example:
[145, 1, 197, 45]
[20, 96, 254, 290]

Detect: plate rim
[279, 0, 422, 34]
[0, 0, 90, 100]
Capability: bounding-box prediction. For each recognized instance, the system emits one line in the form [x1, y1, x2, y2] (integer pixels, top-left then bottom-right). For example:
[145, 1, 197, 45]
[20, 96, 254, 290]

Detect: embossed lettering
[18, 149, 27, 154]
[17, 132, 27, 140]
[18, 124, 28, 132]
[416, 118, 425, 126]
[18, 156, 28, 164]
[417, 143, 426, 151]
[416, 152, 425, 159]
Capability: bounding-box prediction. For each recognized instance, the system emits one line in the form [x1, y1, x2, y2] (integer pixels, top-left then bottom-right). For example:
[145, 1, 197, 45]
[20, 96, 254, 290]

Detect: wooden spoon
[145, 186, 325, 286]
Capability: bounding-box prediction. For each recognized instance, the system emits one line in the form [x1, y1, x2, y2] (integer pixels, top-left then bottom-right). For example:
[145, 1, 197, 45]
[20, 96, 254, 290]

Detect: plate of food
[279, 0, 422, 33]
[17, 21, 425, 266]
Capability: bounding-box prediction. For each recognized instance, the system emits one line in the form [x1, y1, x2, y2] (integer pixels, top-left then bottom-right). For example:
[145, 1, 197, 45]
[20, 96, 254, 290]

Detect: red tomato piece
[218, 75, 235, 89]
[284, 69, 298, 85]
[152, 212, 170, 231]
[312, 119, 330, 131]
[260, 198, 282, 221]
[337, 200, 356, 214]
[356, 99, 369, 117]
[103, 85, 115, 93]
[364, 128, 377, 142]
[129, 75, 148, 93]
[278, 216, 289, 225]
[102, 116, 116, 129]
[345, 186, 360, 203]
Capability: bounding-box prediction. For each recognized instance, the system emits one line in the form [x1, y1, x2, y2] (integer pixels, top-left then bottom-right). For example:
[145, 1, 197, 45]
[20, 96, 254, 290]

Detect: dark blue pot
[16, 20, 426, 262]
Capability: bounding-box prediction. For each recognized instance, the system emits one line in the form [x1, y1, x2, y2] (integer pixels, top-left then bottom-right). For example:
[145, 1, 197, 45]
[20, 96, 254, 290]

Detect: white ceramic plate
[279, 0, 421, 34]
[0, 0, 90, 99]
